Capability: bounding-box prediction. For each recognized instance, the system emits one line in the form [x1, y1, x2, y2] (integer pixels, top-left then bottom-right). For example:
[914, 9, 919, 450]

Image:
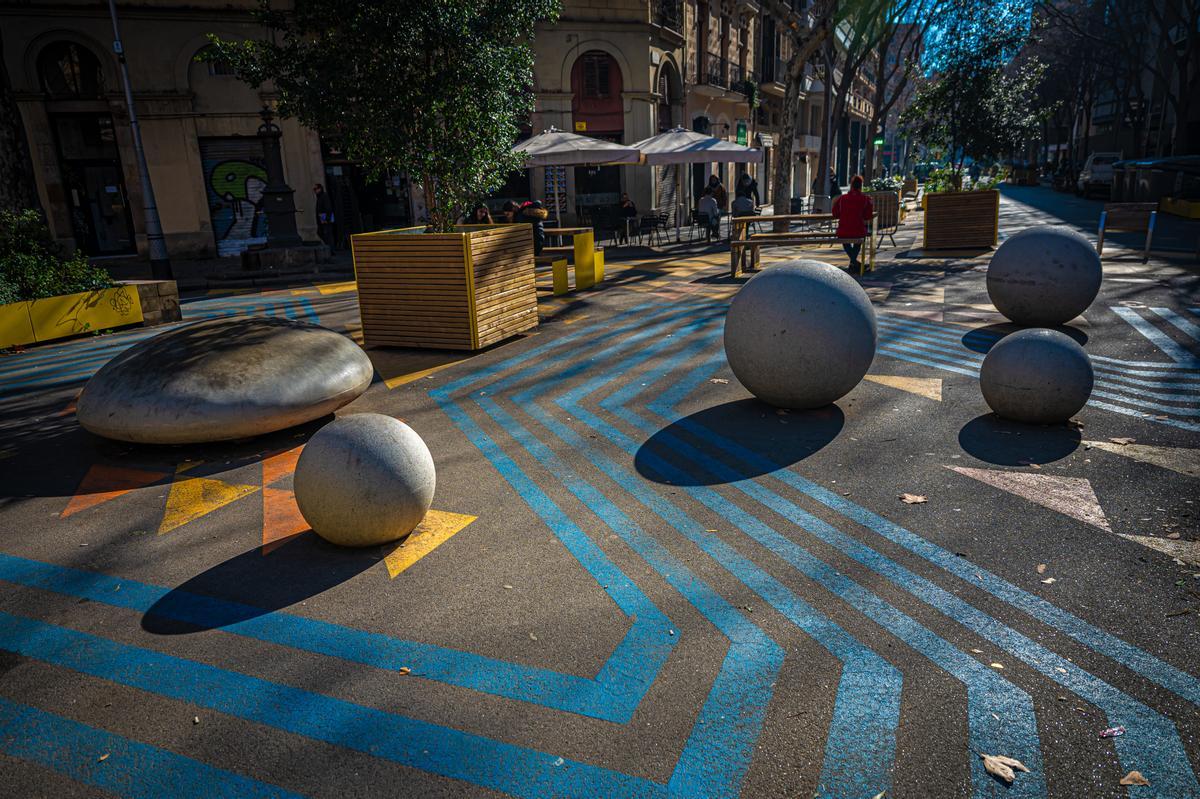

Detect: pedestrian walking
[313, 183, 335, 249]
[831, 175, 873, 272]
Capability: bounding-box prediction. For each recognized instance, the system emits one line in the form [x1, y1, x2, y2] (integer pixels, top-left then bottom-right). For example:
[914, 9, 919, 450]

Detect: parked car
[1077, 152, 1122, 197]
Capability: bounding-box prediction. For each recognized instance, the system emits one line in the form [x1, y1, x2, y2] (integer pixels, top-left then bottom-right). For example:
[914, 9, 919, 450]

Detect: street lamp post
[256, 105, 302, 247]
[106, 0, 171, 280]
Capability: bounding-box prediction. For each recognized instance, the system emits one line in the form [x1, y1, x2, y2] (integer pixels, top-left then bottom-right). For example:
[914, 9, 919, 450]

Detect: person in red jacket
[831, 174, 874, 272]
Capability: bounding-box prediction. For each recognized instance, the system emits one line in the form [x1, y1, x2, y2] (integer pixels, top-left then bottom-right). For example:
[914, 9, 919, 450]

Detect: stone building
[1, 0, 327, 260]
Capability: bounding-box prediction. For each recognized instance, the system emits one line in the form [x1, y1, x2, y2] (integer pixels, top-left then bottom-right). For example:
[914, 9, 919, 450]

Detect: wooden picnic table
[730, 213, 834, 237]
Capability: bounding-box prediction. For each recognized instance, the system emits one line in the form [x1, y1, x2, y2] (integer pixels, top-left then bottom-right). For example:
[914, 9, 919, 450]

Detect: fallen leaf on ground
[990, 662, 1004, 669]
[1120, 771, 1150, 787]
[98, 753, 109, 762]
[398, 666, 411, 675]
[900, 493, 928, 504]
[1037, 564, 1047, 574]
[1109, 437, 1136, 445]
[981, 754, 1029, 783]
[709, 378, 729, 384]
[1041, 577, 1057, 584]
[1167, 532, 1182, 540]
[872, 792, 886, 799]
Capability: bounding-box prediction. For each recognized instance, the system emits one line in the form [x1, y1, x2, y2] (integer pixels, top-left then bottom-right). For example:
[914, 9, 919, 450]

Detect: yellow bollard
[575, 231, 596, 290]
[593, 250, 605, 284]
[552, 259, 570, 295]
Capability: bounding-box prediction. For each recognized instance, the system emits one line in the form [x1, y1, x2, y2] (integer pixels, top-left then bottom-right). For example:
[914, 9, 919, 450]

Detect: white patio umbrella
[630, 127, 763, 240]
[512, 127, 641, 225]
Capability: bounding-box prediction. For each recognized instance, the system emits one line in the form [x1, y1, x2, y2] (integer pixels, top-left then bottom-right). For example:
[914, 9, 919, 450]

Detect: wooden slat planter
[922, 189, 999, 249]
[351, 224, 538, 350]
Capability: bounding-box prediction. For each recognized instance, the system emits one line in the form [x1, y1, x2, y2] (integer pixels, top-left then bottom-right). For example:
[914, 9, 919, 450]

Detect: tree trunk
[770, 27, 829, 228]
[0, 38, 42, 215]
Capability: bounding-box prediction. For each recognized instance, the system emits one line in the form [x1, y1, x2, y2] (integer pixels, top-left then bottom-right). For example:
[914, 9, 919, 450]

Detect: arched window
[195, 44, 237, 77]
[38, 42, 104, 97]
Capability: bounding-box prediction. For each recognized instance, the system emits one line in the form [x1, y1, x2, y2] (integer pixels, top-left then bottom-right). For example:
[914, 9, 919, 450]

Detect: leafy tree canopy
[900, 0, 1048, 175]
[208, 0, 560, 231]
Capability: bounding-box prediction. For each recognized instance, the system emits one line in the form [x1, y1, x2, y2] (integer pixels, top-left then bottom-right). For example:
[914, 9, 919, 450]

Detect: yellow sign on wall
[574, 121, 587, 132]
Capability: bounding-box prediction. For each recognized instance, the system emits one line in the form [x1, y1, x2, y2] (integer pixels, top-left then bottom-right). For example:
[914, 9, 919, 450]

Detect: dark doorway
[50, 114, 135, 256]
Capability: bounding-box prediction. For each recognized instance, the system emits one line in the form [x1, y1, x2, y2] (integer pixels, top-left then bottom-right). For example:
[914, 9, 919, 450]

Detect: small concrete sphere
[293, 414, 436, 547]
[980, 329, 1094, 424]
[723, 259, 877, 409]
[987, 226, 1102, 326]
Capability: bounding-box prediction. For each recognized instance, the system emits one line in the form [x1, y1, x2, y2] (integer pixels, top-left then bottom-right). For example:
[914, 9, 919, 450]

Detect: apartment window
[581, 53, 612, 99]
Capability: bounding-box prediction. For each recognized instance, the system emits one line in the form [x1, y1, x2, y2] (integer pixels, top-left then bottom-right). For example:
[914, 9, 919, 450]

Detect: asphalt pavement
[0, 186, 1198, 799]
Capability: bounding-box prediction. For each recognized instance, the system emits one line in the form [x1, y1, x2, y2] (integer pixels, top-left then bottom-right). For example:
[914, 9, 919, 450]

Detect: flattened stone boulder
[77, 317, 374, 444]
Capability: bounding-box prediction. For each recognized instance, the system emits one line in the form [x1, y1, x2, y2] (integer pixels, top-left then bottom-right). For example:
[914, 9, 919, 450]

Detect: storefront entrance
[50, 114, 135, 256]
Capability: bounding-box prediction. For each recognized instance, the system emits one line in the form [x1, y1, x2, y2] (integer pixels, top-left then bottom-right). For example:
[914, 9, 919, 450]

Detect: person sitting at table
[462, 204, 493, 225]
[514, 200, 549, 255]
[731, 193, 756, 217]
[698, 187, 721, 242]
[831, 174, 873, 273]
[619, 193, 637, 217]
[499, 200, 520, 223]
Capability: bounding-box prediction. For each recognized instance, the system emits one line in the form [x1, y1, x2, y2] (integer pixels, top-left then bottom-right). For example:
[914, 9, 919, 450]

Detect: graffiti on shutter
[199, 138, 270, 256]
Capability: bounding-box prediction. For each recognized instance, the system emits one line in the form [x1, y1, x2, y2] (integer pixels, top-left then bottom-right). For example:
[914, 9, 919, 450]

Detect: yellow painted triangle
[1084, 441, 1200, 479]
[864, 374, 942, 401]
[158, 466, 260, 535]
[383, 510, 478, 578]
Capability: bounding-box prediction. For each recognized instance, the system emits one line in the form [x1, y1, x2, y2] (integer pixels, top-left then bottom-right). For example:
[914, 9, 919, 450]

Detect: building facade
[1, 0, 326, 260]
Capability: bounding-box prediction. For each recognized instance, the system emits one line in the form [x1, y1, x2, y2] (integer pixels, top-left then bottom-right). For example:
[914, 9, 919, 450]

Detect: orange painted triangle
[263, 446, 304, 487]
[262, 486, 310, 554]
[61, 464, 170, 518]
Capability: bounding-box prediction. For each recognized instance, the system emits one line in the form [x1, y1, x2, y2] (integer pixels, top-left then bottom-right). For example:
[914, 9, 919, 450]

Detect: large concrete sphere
[293, 414, 436, 547]
[987, 227, 1102, 326]
[77, 317, 373, 444]
[980, 329, 1094, 424]
[723, 260, 877, 409]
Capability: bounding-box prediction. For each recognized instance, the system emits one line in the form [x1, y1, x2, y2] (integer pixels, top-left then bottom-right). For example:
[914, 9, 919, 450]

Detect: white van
[1077, 152, 1122, 197]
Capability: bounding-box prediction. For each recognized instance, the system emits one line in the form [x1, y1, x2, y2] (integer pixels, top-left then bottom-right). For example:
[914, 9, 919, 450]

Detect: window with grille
[581, 54, 611, 99]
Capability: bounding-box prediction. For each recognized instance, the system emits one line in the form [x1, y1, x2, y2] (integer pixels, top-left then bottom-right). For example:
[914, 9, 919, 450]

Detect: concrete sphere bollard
[293, 414, 436, 547]
[986, 226, 1102, 326]
[980, 329, 1094, 424]
[723, 259, 877, 409]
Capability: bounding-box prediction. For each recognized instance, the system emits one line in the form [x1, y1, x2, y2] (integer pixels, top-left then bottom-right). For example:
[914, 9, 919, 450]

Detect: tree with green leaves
[900, 0, 1049, 177]
[207, 0, 560, 232]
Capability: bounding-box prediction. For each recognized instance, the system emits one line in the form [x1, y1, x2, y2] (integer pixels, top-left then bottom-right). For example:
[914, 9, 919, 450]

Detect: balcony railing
[653, 0, 682, 31]
[702, 52, 729, 89]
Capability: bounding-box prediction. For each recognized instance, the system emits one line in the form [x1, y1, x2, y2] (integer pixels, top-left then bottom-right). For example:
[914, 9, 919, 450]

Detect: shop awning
[630, 127, 763, 165]
[512, 128, 641, 167]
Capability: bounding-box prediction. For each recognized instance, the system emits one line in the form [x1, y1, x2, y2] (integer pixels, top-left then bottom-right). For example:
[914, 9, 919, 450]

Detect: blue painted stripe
[507, 315, 902, 799]
[0, 697, 304, 799]
[1111, 306, 1200, 366]
[438, 306, 781, 799]
[643, 352, 1200, 791]
[464, 366, 781, 797]
[0, 553, 647, 722]
[590, 334, 1044, 798]
[0, 612, 664, 799]
[1152, 307, 1200, 344]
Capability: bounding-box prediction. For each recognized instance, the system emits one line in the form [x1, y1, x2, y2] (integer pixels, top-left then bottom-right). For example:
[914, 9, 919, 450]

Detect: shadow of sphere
[957, 413, 1082, 466]
[635, 399, 844, 486]
[962, 323, 1089, 355]
[141, 535, 377, 634]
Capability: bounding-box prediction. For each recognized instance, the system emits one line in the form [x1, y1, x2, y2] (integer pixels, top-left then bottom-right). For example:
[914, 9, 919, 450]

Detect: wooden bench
[730, 215, 877, 277]
[1098, 202, 1157, 263]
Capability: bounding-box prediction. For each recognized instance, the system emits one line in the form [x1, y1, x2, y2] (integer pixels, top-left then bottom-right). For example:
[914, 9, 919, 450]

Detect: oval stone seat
[77, 317, 374, 444]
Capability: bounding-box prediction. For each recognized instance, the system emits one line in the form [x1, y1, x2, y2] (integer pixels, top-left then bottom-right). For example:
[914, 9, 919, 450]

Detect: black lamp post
[256, 104, 302, 247]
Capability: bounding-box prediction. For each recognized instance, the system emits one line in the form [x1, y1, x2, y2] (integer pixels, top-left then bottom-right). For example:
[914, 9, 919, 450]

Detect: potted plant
[1, 210, 179, 349]
[210, 1, 560, 350]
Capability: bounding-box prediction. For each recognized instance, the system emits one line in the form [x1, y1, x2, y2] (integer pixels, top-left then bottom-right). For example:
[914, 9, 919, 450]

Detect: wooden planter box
[923, 189, 999, 249]
[0, 281, 179, 350]
[351, 224, 538, 350]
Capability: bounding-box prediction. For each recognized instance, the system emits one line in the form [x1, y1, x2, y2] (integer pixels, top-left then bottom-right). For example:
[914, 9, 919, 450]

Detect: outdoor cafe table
[730, 213, 834, 240]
